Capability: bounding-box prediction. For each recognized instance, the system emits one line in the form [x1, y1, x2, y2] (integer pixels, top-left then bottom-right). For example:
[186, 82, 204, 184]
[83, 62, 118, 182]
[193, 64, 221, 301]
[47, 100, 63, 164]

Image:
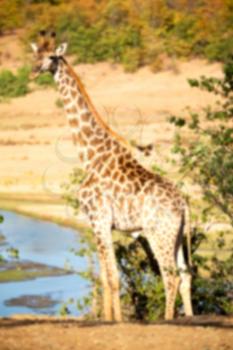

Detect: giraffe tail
[184, 204, 192, 268]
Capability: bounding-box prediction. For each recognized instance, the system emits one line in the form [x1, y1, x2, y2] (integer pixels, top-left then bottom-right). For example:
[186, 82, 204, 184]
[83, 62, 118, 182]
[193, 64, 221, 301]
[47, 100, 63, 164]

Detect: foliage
[115, 236, 165, 321]
[1, 1, 233, 71]
[170, 56, 233, 315]
[0, 0, 24, 34]
[0, 65, 57, 100]
[35, 72, 55, 86]
[170, 58, 233, 224]
[0, 66, 30, 100]
[7, 247, 19, 259]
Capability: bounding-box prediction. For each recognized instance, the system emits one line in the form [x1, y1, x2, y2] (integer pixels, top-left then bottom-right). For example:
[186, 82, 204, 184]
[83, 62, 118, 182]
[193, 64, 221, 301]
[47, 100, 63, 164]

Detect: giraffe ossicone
[31, 31, 193, 321]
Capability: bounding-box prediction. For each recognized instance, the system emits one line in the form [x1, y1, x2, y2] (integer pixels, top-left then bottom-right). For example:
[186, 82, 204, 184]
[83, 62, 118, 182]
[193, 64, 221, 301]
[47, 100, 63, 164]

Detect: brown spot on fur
[134, 181, 141, 193]
[103, 168, 111, 177]
[79, 152, 84, 162]
[105, 139, 111, 148]
[82, 126, 92, 137]
[71, 90, 78, 99]
[69, 118, 79, 128]
[81, 113, 90, 122]
[128, 170, 136, 180]
[126, 161, 134, 169]
[88, 148, 95, 160]
[118, 155, 125, 166]
[78, 97, 86, 109]
[113, 171, 120, 180]
[97, 145, 105, 153]
[109, 158, 116, 169]
[67, 105, 78, 114]
[91, 137, 102, 146]
[113, 184, 121, 195]
[119, 174, 125, 183]
[91, 118, 97, 129]
[114, 145, 121, 154]
[63, 98, 71, 105]
[76, 133, 87, 146]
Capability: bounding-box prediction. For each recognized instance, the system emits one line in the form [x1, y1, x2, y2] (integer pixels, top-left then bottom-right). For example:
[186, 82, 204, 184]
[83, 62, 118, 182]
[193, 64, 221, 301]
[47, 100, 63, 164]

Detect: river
[0, 210, 93, 316]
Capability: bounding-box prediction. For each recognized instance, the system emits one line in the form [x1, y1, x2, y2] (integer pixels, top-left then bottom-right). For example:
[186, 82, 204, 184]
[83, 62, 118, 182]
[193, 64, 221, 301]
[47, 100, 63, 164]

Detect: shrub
[0, 0, 23, 34]
[35, 72, 55, 86]
[0, 66, 30, 99]
[170, 56, 233, 315]
[121, 47, 142, 72]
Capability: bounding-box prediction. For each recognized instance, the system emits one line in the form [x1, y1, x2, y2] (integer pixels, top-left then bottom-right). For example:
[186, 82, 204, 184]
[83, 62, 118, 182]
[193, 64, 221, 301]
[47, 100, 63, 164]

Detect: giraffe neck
[54, 59, 125, 171]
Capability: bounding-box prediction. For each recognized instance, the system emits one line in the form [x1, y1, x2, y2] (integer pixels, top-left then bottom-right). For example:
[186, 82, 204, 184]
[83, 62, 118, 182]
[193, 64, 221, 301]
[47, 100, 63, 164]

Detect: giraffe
[30, 31, 193, 321]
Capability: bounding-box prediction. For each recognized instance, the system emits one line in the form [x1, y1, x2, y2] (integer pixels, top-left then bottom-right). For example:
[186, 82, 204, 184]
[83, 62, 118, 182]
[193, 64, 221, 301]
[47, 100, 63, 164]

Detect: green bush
[0, 0, 23, 34]
[170, 57, 233, 315]
[122, 47, 142, 72]
[0, 66, 30, 99]
[204, 36, 233, 62]
[35, 72, 55, 86]
[1, 1, 233, 69]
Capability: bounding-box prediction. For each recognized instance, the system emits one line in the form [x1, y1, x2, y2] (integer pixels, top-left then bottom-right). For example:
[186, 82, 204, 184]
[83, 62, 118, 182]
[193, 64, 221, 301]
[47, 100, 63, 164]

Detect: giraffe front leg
[94, 227, 122, 322]
[97, 247, 113, 321]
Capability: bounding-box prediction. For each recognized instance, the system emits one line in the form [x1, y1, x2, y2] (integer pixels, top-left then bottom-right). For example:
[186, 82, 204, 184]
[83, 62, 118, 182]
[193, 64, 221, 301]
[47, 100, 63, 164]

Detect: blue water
[0, 210, 93, 316]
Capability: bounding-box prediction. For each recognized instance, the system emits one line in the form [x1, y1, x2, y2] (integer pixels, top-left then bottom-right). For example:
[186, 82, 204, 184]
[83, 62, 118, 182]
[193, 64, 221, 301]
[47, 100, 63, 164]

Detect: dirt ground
[0, 315, 232, 350]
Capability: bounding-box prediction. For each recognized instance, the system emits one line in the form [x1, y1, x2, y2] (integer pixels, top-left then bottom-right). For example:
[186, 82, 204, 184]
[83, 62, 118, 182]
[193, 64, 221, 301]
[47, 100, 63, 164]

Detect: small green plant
[122, 47, 142, 73]
[7, 247, 19, 259]
[35, 72, 55, 87]
[0, 66, 30, 100]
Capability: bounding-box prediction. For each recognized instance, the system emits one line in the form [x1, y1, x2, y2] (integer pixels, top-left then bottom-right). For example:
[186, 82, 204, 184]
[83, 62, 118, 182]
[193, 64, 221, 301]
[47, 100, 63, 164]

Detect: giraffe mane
[64, 60, 130, 148]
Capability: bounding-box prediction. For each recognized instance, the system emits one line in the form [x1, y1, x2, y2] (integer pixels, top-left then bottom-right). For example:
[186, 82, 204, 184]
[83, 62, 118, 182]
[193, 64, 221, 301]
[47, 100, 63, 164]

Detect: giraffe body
[31, 33, 193, 321]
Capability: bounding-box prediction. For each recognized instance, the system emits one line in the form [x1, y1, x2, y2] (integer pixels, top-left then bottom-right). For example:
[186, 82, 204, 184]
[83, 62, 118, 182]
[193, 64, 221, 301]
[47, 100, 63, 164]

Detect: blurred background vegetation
[0, 0, 232, 72]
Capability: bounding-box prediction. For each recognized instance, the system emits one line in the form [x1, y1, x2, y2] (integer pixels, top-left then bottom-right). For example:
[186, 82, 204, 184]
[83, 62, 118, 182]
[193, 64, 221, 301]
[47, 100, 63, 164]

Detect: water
[0, 210, 92, 316]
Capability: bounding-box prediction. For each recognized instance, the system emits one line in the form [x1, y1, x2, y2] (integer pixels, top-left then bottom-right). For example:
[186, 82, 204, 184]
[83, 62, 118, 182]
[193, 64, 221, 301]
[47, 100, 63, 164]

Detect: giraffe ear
[30, 42, 38, 54]
[55, 43, 68, 56]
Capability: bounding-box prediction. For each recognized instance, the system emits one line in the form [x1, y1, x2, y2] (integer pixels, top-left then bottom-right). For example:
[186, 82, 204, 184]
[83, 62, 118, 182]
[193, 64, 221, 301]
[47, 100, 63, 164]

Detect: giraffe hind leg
[177, 244, 193, 316]
[145, 229, 180, 320]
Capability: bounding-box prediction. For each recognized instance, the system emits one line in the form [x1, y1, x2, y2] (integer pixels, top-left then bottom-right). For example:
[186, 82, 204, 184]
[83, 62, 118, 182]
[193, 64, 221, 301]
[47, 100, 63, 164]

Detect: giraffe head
[30, 30, 68, 76]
